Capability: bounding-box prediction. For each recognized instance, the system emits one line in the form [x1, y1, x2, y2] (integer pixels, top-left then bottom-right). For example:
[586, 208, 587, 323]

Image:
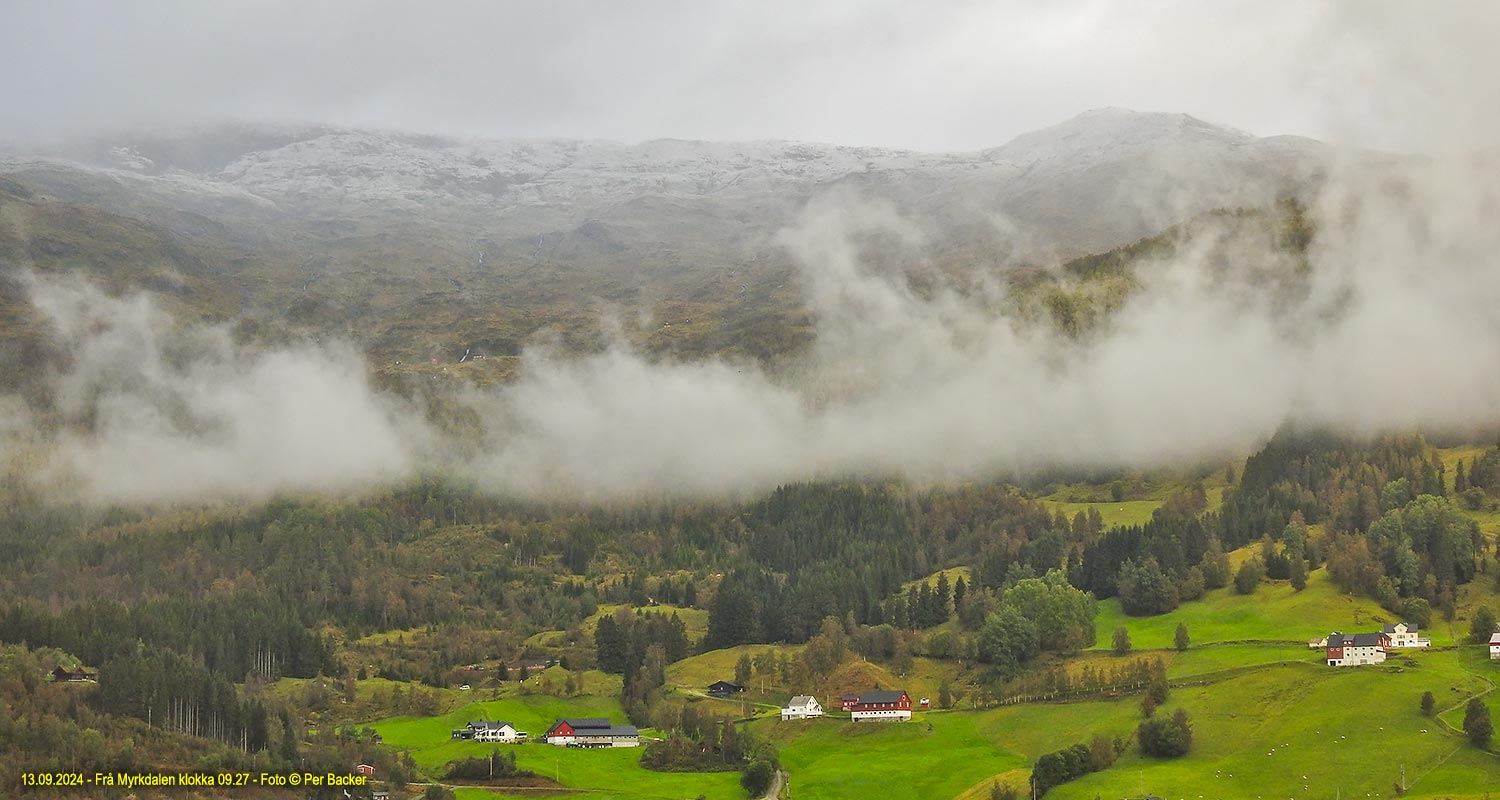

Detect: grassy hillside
[757, 714, 1027, 800]
[371, 694, 743, 799]
[751, 646, 1500, 800]
[1093, 567, 1394, 650]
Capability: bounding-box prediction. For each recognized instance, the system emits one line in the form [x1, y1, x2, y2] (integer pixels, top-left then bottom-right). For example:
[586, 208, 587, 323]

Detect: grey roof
[1382, 622, 1418, 634]
[468, 720, 514, 730]
[788, 695, 816, 705]
[855, 690, 908, 704]
[550, 717, 636, 737]
[1351, 633, 1384, 647]
[559, 717, 611, 728]
[575, 724, 638, 738]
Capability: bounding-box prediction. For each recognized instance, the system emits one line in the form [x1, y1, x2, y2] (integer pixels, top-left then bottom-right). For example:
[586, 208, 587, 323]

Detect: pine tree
[935, 573, 952, 622]
[1174, 623, 1190, 652]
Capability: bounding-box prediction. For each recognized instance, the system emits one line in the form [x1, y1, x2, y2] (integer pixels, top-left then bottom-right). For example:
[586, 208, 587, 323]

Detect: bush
[1464, 698, 1493, 748]
[1030, 742, 1099, 796]
[1112, 627, 1131, 656]
[1138, 709, 1193, 757]
[1471, 607, 1496, 643]
[444, 749, 525, 780]
[1234, 559, 1265, 595]
[740, 760, 775, 796]
[1420, 691, 1435, 716]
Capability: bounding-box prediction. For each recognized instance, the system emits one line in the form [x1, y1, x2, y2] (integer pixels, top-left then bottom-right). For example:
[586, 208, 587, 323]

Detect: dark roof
[707, 681, 744, 692]
[1351, 633, 1384, 647]
[575, 724, 639, 738]
[468, 720, 514, 730]
[1382, 622, 1418, 633]
[550, 717, 638, 736]
[557, 717, 611, 729]
[855, 690, 908, 704]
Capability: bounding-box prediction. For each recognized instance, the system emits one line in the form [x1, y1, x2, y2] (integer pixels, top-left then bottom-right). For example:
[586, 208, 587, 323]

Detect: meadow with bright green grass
[1041, 498, 1164, 529]
[752, 713, 1029, 800]
[1092, 568, 1402, 650]
[755, 644, 1500, 800]
[369, 693, 743, 800]
[979, 648, 1500, 800]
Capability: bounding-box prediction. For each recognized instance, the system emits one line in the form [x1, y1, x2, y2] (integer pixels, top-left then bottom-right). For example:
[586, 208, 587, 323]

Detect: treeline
[0, 592, 337, 751]
[1221, 429, 1445, 545]
[1068, 429, 1489, 620]
[96, 647, 279, 751]
[0, 592, 335, 681]
[1225, 429, 1483, 618]
[706, 483, 1066, 647]
[595, 609, 691, 680]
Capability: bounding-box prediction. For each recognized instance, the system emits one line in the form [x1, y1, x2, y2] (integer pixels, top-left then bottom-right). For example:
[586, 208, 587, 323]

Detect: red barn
[848, 690, 912, 721]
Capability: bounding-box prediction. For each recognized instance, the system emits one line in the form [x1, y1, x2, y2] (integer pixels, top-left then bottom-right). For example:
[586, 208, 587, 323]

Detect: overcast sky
[0, 1, 1491, 151]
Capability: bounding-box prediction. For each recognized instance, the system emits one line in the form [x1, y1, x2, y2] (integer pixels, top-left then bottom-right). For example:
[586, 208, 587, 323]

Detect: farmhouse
[543, 717, 640, 747]
[1489, 632, 1500, 660]
[780, 695, 823, 720]
[847, 689, 912, 721]
[451, 720, 526, 743]
[707, 680, 744, 697]
[1326, 631, 1389, 666]
[1382, 622, 1430, 648]
[51, 666, 96, 682]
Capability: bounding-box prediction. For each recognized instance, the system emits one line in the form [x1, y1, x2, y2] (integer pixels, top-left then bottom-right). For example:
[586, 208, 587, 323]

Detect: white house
[780, 695, 823, 720]
[1382, 622, 1430, 648]
[1326, 632, 1389, 667]
[451, 720, 526, 743]
[1489, 632, 1500, 660]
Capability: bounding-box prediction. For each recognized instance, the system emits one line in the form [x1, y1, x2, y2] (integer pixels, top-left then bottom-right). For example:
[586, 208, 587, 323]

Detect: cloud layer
[11, 132, 1500, 505]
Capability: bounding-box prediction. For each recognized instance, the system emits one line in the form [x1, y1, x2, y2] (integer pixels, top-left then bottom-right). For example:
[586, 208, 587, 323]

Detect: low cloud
[10, 131, 1500, 505]
[22, 275, 419, 503]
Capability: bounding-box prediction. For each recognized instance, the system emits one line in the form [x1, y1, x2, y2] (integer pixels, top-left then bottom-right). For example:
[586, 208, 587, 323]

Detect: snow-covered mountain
[1, 108, 1330, 265]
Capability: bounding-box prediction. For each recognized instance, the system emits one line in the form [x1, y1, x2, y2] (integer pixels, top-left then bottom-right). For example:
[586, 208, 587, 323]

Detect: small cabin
[707, 680, 745, 697]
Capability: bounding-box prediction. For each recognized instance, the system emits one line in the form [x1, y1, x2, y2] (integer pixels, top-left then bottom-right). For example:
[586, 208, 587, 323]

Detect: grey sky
[0, 1, 1488, 151]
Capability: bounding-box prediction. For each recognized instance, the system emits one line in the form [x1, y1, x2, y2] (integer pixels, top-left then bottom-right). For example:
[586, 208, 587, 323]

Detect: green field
[1092, 568, 1401, 650]
[665, 644, 800, 694]
[370, 693, 742, 799]
[753, 714, 1027, 800]
[1040, 499, 1164, 529]
[1047, 650, 1500, 800]
[749, 646, 1500, 800]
